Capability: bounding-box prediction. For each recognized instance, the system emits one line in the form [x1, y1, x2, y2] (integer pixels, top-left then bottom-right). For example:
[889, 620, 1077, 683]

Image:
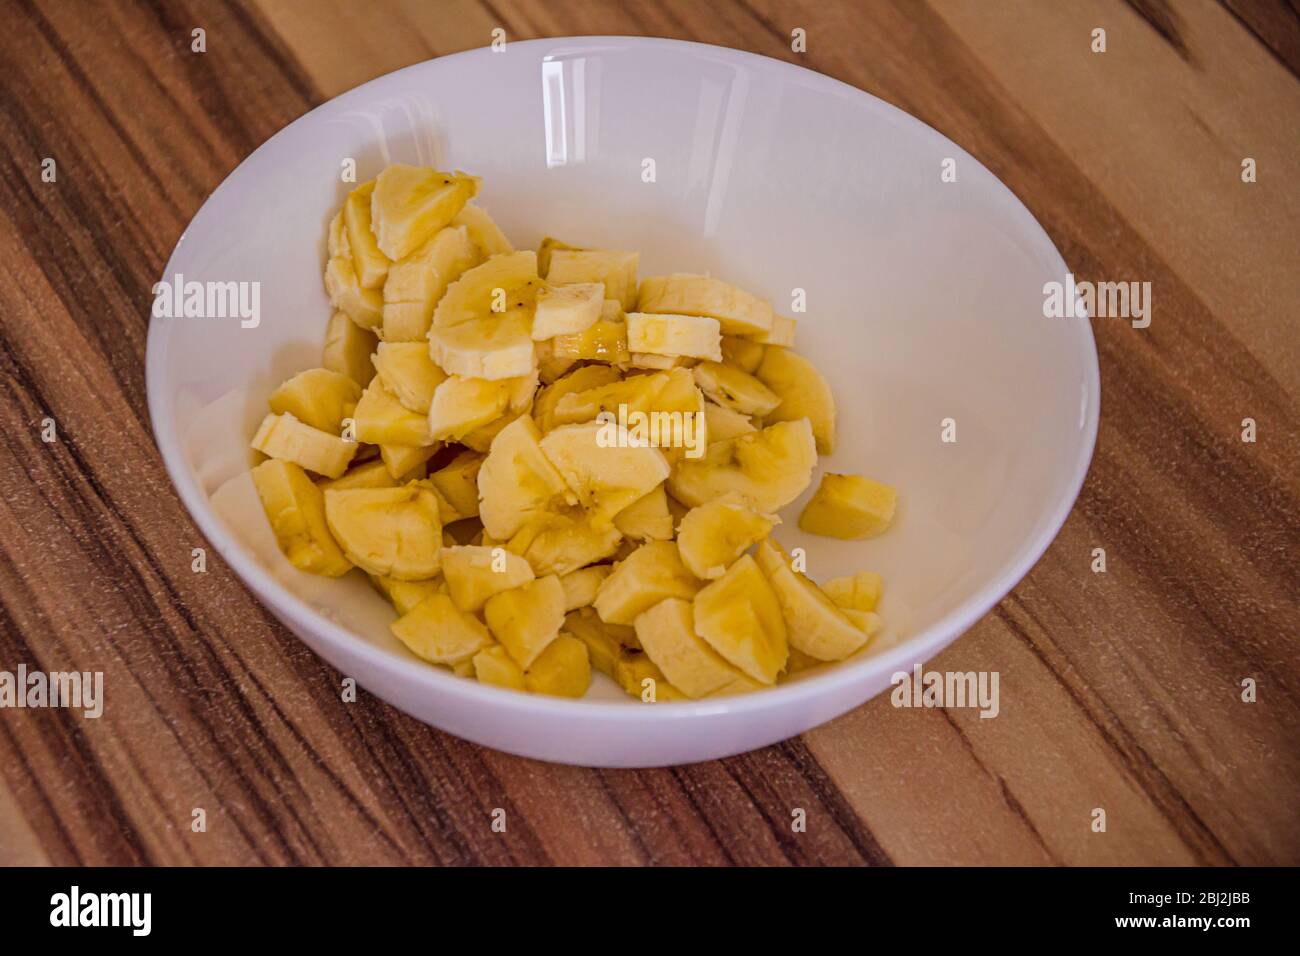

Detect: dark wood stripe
[1123, 0, 1194, 62]
[731, 0, 797, 52]
[768, 738, 896, 865]
[1220, 0, 1300, 79]
[934, 706, 1060, 864]
[0, 594, 93, 866]
[994, 603, 1238, 866]
[0, 274, 402, 865]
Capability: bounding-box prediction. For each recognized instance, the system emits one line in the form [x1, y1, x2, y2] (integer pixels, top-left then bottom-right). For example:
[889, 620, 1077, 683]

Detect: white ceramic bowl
[147, 37, 1098, 767]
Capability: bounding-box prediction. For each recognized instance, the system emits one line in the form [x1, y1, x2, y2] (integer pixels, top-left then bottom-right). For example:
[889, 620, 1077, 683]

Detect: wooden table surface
[1, 0, 1297, 866]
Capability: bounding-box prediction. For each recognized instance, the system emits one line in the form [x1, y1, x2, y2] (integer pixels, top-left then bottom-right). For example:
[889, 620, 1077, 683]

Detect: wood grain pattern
[0, 0, 1296, 866]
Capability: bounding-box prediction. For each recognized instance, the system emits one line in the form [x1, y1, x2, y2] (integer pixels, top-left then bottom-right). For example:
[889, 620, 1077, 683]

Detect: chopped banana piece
[269, 368, 361, 435]
[550, 371, 658, 428]
[428, 373, 536, 441]
[506, 507, 622, 576]
[477, 415, 572, 540]
[323, 482, 442, 580]
[392, 593, 493, 664]
[626, 352, 695, 370]
[473, 644, 526, 690]
[756, 346, 835, 454]
[321, 458, 398, 492]
[433, 251, 540, 329]
[615, 654, 688, 701]
[425, 480, 471, 524]
[484, 574, 566, 668]
[382, 225, 476, 306]
[702, 401, 755, 444]
[379, 443, 437, 481]
[676, 493, 779, 580]
[452, 203, 514, 257]
[323, 310, 378, 386]
[381, 224, 479, 341]
[532, 282, 605, 340]
[428, 450, 484, 519]
[460, 410, 524, 453]
[431, 489, 473, 528]
[568, 604, 639, 649]
[558, 565, 612, 611]
[441, 544, 534, 612]
[626, 312, 722, 362]
[692, 361, 781, 417]
[353, 380, 434, 447]
[633, 597, 744, 698]
[343, 181, 391, 289]
[637, 273, 773, 336]
[550, 367, 696, 428]
[371, 574, 442, 616]
[547, 249, 639, 308]
[539, 422, 670, 529]
[692, 555, 787, 684]
[594, 540, 700, 626]
[371, 165, 477, 260]
[537, 236, 580, 277]
[752, 536, 790, 577]
[252, 459, 352, 576]
[822, 571, 883, 612]
[720, 335, 764, 373]
[429, 310, 536, 380]
[668, 418, 816, 513]
[328, 210, 350, 259]
[324, 255, 383, 330]
[546, 316, 632, 366]
[533, 364, 622, 433]
[799, 473, 897, 539]
[374, 341, 447, 413]
[613, 484, 674, 541]
[567, 610, 624, 678]
[251, 412, 357, 478]
[755, 539, 867, 661]
[840, 608, 882, 638]
[752, 313, 796, 347]
[524, 634, 591, 697]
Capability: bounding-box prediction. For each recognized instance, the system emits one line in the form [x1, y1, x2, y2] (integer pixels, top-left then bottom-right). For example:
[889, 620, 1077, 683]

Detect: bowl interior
[149, 38, 1096, 706]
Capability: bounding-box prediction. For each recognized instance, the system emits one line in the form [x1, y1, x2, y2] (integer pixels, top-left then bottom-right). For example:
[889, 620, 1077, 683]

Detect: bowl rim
[146, 35, 1100, 723]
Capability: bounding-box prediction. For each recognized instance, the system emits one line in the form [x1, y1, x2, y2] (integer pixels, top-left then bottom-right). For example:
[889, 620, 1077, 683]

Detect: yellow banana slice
[371, 165, 477, 260]
[676, 493, 779, 580]
[251, 412, 357, 478]
[323, 482, 442, 580]
[756, 346, 836, 454]
[692, 554, 788, 684]
[636, 273, 773, 336]
[633, 597, 744, 698]
[593, 540, 700, 625]
[251, 459, 352, 576]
